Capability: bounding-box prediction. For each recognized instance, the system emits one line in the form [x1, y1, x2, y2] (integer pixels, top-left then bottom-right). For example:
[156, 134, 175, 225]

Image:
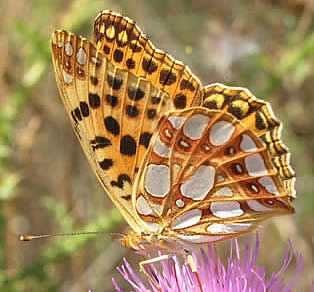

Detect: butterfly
[51, 10, 296, 254]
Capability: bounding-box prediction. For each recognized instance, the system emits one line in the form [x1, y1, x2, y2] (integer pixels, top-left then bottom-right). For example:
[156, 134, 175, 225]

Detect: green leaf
[0, 173, 20, 200]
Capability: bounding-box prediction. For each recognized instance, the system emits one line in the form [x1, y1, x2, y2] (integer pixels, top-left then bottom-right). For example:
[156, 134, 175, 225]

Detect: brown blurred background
[2, 0, 313, 291]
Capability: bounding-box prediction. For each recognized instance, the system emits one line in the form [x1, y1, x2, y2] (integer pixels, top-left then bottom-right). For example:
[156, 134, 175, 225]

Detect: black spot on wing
[151, 96, 161, 104]
[103, 45, 110, 54]
[147, 109, 157, 119]
[128, 87, 145, 101]
[99, 159, 113, 170]
[255, 110, 267, 130]
[203, 100, 218, 110]
[90, 76, 98, 85]
[71, 110, 78, 124]
[174, 93, 187, 109]
[120, 135, 136, 156]
[129, 42, 142, 53]
[126, 105, 139, 117]
[90, 136, 111, 150]
[89, 93, 101, 109]
[126, 58, 136, 69]
[104, 116, 120, 135]
[139, 132, 152, 148]
[74, 107, 82, 121]
[113, 49, 124, 63]
[111, 174, 131, 189]
[106, 94, 118, 107]
[121, 194, 131, 201]
[107, 74, 123, 90]
[159, 69, 177, 86]
[180, 79, 195, 91]
[142, 57, 158, 74]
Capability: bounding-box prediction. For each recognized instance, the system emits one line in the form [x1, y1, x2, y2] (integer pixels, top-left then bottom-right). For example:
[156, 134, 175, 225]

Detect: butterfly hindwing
[202, 83, 296, 199]
[134, 90, 295, 244]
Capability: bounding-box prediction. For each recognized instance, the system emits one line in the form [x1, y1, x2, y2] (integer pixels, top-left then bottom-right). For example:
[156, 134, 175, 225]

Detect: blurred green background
[2, 0, 313, 291]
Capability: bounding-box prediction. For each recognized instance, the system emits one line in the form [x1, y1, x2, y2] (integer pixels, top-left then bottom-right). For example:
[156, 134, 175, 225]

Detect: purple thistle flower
[113, 233, 304, 292]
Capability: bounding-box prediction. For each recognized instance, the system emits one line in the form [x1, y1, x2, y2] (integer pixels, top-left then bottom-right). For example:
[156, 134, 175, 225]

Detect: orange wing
[93, 10, 202, 109]
[51, 11, 204, 234]
[133, 84, 295, 243]
[202, 83, 295, 198]
[51, 30, 176, 232]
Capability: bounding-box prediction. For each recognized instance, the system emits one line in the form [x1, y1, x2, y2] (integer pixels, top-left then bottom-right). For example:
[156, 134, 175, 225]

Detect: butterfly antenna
[19, 231, 112, 241]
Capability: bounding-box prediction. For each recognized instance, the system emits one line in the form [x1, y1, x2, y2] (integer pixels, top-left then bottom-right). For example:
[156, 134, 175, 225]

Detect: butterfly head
[120, 229, 185, 254]
[120, 230, 156, 253]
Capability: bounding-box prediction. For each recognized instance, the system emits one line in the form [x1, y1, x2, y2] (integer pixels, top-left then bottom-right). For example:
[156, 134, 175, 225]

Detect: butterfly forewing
[52, 30, 178, 232]
[93, 10, 203, 109]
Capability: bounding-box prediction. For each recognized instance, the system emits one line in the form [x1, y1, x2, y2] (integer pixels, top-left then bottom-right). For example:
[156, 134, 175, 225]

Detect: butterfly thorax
[120, 228, 184, 254]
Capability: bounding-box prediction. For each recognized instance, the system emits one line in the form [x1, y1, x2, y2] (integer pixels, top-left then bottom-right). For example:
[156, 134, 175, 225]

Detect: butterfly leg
[139, 254, 173, 291]
[185, 253, 204, 292]
[140, 253, 204, 291]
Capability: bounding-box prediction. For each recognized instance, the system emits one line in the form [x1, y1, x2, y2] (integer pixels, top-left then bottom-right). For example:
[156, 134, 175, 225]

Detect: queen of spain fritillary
[51, 10, 296, 254]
